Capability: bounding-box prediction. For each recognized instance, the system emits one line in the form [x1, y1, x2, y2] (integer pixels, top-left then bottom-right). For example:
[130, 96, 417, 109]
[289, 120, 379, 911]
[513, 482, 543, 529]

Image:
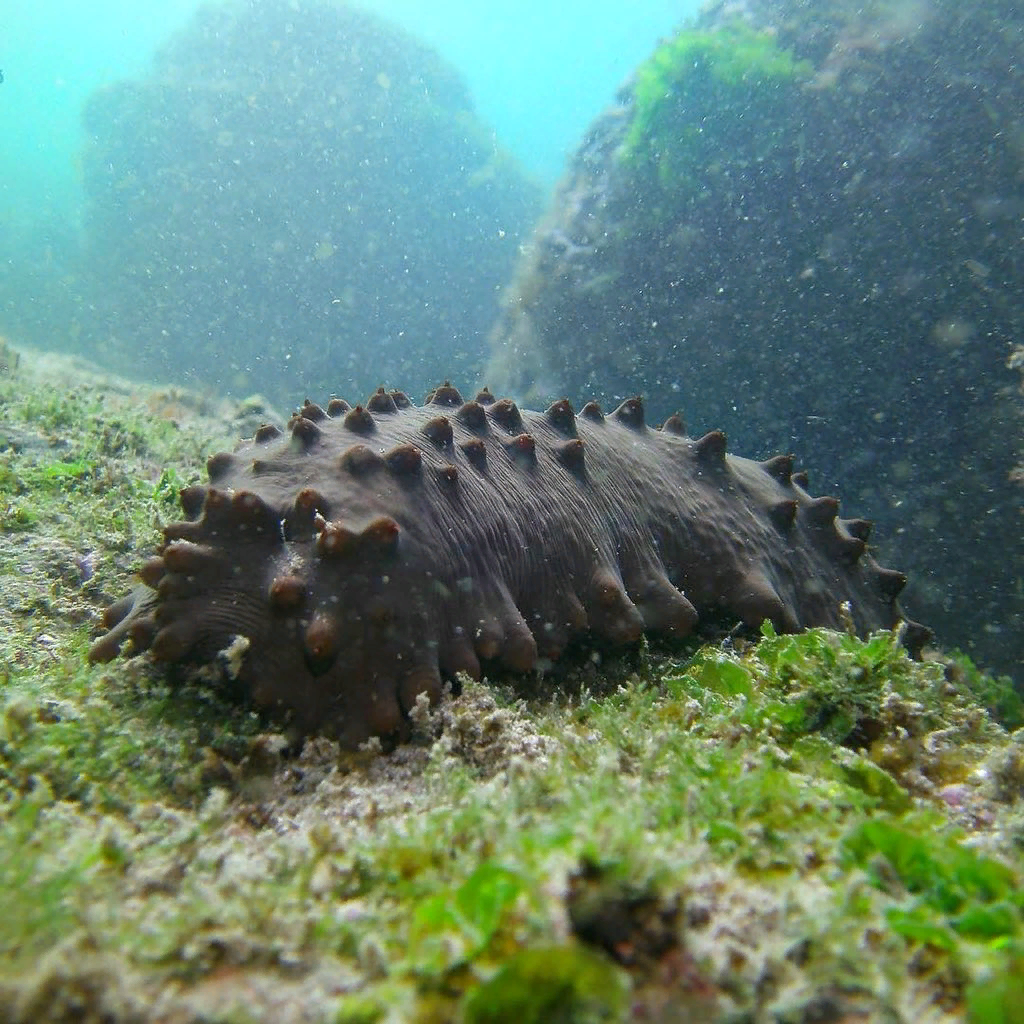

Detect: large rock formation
[79, 0, 542, 406]
[486, 0, 1024, 681]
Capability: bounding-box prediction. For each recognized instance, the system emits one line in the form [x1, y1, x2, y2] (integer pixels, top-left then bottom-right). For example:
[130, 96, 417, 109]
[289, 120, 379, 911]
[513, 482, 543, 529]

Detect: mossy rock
[621, 21, 812, 190]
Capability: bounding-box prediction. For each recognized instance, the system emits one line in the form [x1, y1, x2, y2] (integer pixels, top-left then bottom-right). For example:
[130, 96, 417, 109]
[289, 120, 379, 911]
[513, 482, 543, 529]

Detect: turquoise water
[1, 0, 199, 231]
[0, 0, 696, 231]
[368, 0, 698, 183]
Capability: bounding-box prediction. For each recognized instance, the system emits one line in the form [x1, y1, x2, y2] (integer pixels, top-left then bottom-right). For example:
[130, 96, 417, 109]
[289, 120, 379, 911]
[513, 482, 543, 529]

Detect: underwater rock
[486, 0, 1024, 682]
[78, 0, 541, 407]
[89, 383, 927, 747]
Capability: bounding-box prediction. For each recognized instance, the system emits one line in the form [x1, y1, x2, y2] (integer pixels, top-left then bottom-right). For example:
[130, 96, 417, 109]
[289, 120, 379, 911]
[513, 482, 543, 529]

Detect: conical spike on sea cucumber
[545, 398, 577, 436]
[760, 454, 794, 485]
[612, 396, 645, 430]
[343, 406, 375, 434]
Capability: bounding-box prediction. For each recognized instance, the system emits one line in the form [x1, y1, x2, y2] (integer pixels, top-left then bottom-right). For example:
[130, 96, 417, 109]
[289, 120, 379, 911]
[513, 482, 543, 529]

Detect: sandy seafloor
[1, 339, 1023, 1023]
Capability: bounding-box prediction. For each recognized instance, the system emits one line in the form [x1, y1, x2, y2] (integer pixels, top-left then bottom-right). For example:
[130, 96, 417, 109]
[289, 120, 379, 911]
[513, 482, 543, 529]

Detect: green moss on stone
[621, 20, 812, 191]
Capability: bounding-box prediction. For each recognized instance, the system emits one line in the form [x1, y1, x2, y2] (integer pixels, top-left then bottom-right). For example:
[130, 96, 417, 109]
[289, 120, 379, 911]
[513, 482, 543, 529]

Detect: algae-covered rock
[78, 0, 542, 407]
[0, 348, 1020, 1024]
[486, 0, 1024, 684]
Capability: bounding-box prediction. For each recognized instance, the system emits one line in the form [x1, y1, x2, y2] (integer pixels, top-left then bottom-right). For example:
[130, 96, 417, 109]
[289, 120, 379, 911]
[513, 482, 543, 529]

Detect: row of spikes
[206, 431, 563, 489]
[209, 390, 795, 491]
[133, 506, 402, 652]
[202, 429, 803, 532]
[195, 420, 888, 578]
[143, 489, 920, 672]
[184, 381, 908, 598]
[161, 482, 906, 630]
[166, 481, 402, 548]
[248, 387, 677, 451]
[119, 538, 925, 675]
[110, 556, 929, 677]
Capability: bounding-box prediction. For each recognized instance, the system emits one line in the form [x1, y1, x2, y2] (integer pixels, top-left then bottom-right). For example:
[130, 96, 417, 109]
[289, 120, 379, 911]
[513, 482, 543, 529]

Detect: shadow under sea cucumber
[89, 383, 929, 748]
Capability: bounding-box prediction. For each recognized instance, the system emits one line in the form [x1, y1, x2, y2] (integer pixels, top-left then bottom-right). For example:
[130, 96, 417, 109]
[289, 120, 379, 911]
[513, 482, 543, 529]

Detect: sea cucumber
[89, 384, 928, 747]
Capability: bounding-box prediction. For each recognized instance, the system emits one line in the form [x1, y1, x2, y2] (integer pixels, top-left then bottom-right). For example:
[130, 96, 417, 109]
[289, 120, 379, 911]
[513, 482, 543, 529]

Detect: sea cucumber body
[89, 386, 924, 746]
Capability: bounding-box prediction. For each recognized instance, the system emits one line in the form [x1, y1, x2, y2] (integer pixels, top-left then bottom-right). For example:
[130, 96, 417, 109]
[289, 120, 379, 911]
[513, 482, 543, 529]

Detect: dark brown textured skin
[89, 384, 929, 747]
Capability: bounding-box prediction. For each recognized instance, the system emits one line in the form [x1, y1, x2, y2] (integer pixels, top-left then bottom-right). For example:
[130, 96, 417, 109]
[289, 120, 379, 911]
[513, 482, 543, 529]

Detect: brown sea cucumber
[89, 384, 928, 747]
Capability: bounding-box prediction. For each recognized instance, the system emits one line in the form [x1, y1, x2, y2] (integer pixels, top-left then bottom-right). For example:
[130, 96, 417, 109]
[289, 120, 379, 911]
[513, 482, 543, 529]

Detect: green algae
[621, 21, 812, 192]
[0, 365, 260, 820]
[841, 817, 1022, 944]
[967, 942, 1024, 1024]
[0, 799, 85, 959]
[1, 349, 1023, 1021]
[461, 945, 629, 1024]
[406, 861, 525, 977]
[945, 652, 1024, 732]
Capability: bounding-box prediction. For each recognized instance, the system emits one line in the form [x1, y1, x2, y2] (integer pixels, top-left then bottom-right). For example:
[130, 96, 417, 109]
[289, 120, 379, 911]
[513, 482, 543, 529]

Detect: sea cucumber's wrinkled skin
[89, 384, 928, 747]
